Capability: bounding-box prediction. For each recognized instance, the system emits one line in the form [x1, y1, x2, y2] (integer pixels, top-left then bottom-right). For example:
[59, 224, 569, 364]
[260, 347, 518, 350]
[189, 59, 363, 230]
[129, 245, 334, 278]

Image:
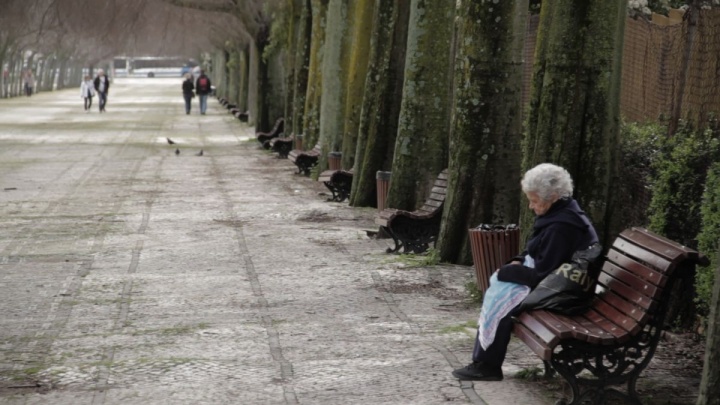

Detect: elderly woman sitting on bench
[453, 163, 599, 381]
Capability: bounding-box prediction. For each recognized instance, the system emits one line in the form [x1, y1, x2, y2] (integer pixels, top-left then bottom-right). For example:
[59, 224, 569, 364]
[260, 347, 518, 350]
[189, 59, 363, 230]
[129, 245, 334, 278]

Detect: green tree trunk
[227, 47, 240, 104]
[290, 0, 312, 136]
[521, 0, 626, 244]
[212, 50, 228, 101]
[339, 0, 373, 170]
[248, 39, 262, 128]
[385, 0, 455, 211]
[283, 0, 301, 134]
[349, 0, 410, 207]
[302, 0, 328, 149]
[436, 0, 527, 265]
[238, 48, 249, 112]
[317, 0, 350, 172]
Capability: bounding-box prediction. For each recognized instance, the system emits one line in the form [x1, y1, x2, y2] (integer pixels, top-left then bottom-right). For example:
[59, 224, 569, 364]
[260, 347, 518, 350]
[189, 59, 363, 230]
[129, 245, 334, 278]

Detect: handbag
[518, 243, 603, 315]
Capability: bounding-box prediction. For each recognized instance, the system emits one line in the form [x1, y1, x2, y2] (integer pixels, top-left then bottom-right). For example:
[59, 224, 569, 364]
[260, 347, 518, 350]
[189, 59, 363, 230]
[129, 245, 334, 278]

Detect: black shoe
[452, 362, 503, 381]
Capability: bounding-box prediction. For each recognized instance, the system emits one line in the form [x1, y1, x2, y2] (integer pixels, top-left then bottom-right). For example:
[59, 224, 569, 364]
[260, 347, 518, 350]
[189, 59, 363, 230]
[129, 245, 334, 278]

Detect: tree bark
[290, 0, 312, 136]
[521, 0, 625, 245]
[317, 0, 350, 172]
[386, 0, 455, 211]
[302, 0, 328, 149]
[338, 0, 373, 170]
[698, 262, 720, 405]
[436, 0, 527, 265]
[349, 0, 410, 207]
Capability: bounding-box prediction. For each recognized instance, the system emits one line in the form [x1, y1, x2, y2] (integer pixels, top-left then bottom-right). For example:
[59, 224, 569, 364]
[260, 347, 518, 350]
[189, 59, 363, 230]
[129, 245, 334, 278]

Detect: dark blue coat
[497, 198, 598, 288]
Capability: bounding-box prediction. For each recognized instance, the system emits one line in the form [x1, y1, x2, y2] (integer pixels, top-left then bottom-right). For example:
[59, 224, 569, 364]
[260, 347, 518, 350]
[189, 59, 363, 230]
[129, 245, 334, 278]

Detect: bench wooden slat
[582, 309, 630, 343]
[422, 199, 444, 209]
[516, 313, 560, 347]
[600, 289, 649, 324]
[539, 311, 607, 345]
[606, 248, 668, 288]
[612, 238, 673, 275]
[513, 322, 553, 361]
[598, 267, 656, 310]
[566, 314, 616, 344]
[592, 296, 642, 335]
[620, 228, 694, 263]
[531, 311, 577, 340]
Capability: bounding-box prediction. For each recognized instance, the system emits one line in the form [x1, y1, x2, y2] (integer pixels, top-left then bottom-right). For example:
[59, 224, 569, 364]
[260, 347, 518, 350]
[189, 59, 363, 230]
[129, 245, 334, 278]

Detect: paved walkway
[0, 78, 559, 404]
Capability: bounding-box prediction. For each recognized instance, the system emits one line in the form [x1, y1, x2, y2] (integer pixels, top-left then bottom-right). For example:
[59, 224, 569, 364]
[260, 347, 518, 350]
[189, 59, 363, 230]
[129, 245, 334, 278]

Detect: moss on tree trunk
[521, 0, 625, 245]
[302, 0, 328, 149]
[338, 0, 373, 170]
[290, 0, 312, 136]
[436, 0, 526, 265]
[386, 0, 455, 211]
[349, 0, 410, 207]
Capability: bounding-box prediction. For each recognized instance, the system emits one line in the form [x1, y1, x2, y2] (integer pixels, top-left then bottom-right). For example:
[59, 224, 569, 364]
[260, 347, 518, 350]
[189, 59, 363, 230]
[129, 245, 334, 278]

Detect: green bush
[642, 120, 720, 323]
[647, 122, 720, 248]
[696, 162, 720, 315]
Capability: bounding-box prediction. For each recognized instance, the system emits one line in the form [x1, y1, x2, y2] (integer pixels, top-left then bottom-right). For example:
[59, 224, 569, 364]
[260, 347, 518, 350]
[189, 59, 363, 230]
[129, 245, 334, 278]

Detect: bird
[196, 149, 204, 156]
[175, 148, 180, 155]
[166, 137, 175, 145]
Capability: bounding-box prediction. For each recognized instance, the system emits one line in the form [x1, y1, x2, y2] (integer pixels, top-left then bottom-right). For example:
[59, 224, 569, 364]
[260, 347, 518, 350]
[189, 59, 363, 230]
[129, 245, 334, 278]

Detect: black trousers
[98, 92, 107, 111]
[471, 308, 517, 367]
[84, 96, 93, 110]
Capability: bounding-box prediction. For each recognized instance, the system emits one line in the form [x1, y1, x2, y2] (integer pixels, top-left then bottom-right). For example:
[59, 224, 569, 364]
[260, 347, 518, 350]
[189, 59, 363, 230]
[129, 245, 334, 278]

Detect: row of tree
[203, 1, 718, 403]
[0, 0, 230, 98]
[212, 0, 625, 263]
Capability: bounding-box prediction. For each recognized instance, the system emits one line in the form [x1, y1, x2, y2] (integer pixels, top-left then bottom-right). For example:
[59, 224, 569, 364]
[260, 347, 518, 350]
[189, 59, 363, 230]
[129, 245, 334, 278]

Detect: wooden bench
[234, 110, 249, 122]
[374, 169, 448, 254]
[256, 118, 285, 149]
[288, 144, 321, 175]
[269, 134, 295, 158]
[319, 169, 354, 202]
[513, 227, 708, 405]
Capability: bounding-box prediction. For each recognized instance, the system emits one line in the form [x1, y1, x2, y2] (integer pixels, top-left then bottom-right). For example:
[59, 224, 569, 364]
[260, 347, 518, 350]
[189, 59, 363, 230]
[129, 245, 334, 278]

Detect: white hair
[521, 163, 574, 201]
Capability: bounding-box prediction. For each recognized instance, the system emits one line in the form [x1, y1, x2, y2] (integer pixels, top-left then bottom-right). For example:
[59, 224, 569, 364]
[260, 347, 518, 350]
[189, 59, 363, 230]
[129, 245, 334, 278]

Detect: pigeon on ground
[175, 148, 180, 155]
[196, 150, 204, 156]
[166, 137, 175, 145]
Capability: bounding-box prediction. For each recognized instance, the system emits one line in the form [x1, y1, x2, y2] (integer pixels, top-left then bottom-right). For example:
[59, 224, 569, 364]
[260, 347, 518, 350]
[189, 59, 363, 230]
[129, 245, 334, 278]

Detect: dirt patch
[296, 209, 334, 222]
[377, 279, 466, 301]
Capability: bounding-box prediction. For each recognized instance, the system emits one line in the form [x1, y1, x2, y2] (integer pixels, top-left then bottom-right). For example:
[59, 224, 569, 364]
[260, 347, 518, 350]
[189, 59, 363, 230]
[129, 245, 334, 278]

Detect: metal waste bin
[468, 224, 520, 295]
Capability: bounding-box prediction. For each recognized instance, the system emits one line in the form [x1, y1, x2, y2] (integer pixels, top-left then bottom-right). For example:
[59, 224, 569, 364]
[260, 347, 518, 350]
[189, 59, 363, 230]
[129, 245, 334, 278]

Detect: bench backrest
[272, 118, 284, 135]
[593, 227, 707, 336]
[416, 169, 449, 215]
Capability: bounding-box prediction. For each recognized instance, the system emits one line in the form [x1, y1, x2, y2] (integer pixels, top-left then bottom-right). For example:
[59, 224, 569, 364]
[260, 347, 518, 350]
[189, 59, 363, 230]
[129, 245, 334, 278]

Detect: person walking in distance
[182, 73, 194, 115]
[80, 75, 95, 111]
[195, 70, 211, 115]
[93, 69, 110, 112]
[23, 70, 35, 97]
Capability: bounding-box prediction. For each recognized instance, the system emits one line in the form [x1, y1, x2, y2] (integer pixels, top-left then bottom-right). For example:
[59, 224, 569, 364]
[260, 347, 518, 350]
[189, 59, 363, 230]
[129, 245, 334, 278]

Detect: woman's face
[525, 191, 556, 216]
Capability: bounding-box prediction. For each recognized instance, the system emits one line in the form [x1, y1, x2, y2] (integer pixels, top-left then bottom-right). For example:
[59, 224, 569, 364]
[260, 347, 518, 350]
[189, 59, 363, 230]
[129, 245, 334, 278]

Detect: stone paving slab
[1, 78, 564, 405]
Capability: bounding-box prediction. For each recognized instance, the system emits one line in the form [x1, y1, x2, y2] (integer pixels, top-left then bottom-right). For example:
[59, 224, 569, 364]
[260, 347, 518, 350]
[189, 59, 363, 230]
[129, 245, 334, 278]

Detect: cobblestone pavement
[0, 79, 700, 405]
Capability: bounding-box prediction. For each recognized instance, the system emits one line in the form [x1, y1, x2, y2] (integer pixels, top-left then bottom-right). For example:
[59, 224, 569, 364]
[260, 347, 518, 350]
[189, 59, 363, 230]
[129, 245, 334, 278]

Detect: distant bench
[513, 227, 708, 405]
[288, 144, 321, 175]
[374, 169, 448, 254]
[256, 118, 284, 149]
[269, 135, 295, 159]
